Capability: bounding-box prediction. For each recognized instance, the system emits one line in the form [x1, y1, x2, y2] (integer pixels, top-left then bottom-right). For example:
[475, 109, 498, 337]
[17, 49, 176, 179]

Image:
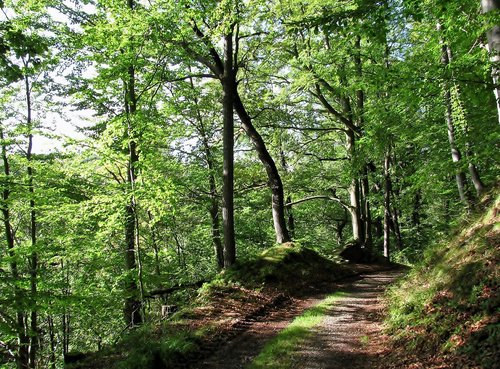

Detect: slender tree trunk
[336, 208, 348, 246]
[374, 216, 383, 248]
[234, 92, 290, 244]
[27, 133, 38, 369]
[1, 127, 30, 369]
[391, 203, 403, 251]
[468, 163, 486, 196]
[24, 72, 38, 369]
[123, 87, 142, 326]
[383, 151, 391, 261]
[222, 32, 236, 267]
[123, 0, 142, 324]
[47, 315, 56, 369]
[200, 137, 223, 269]
[210, 189, 224, 268]
[188, 75, 224, 268]
[438, 27, 473, 208]
[280, 146, 295, 239]
[481, 0, 500, 123]
[361, 166, 373, 258]
[345, 130, 363, 243]
[61, 261, 70, 358]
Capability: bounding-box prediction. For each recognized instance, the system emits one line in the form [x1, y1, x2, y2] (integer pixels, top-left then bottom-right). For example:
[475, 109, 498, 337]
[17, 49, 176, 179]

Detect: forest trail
[189, 269, 402, 369]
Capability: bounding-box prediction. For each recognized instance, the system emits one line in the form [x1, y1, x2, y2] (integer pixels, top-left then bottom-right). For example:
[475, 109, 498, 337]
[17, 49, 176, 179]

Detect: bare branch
[259, 124, 347, 133]
[286, 194, 353, 211]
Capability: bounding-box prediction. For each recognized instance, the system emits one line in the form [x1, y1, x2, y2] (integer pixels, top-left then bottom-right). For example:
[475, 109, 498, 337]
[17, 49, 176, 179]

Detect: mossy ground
[384, 190, 500, 368]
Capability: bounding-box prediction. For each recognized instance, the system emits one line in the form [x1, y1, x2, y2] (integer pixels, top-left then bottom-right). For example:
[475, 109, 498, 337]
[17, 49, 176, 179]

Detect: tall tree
[481, 0, 500, 123]
[166, 0, 291, 250]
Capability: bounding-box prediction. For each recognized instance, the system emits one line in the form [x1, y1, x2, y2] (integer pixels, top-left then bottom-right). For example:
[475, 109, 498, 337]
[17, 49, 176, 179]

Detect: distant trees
[0, 0, 498, 367]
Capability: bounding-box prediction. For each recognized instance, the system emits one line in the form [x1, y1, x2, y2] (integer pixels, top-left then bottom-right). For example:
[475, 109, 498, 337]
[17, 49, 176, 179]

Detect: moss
[385, 189, 500, 367]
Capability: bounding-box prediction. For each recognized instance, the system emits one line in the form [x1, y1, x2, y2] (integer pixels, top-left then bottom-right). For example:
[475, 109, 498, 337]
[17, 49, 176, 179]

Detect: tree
[481, 0, 500, 123]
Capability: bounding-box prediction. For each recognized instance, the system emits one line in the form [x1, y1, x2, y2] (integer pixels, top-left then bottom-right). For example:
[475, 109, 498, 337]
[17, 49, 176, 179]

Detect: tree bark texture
[24, 72, 38, 369]
[468, 163, 486, 196]
[383, 151, 391, 261]
[345, 130, 363, 243]
[361, 166, 373, 258]
[123, 3, 142, 324]
[234, 93, 291, 244]
[481, 0, 500, 123]
[222, 32, 236, 267]
[438, 31, 473, 208]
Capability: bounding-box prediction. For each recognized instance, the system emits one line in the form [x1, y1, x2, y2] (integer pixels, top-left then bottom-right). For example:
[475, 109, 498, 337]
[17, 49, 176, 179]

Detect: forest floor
[188, 268, 404, 369]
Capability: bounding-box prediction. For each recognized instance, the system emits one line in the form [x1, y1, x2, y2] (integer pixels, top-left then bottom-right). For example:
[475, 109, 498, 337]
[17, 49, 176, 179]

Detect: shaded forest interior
[0, 0, 499, 368]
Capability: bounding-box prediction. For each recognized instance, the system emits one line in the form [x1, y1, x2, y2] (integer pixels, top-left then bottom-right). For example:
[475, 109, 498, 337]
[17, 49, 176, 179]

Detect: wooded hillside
[0, 1, 498, 368]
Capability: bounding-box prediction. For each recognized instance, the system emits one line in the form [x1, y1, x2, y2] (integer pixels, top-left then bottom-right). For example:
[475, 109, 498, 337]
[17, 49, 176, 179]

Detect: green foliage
[385, 188, 500, 367]
[0, 0, 498, 367]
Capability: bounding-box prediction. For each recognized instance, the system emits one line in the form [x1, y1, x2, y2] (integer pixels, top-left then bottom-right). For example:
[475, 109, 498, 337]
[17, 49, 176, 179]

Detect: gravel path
[189, 269, 402, 369]
[292, 270, 402, 369]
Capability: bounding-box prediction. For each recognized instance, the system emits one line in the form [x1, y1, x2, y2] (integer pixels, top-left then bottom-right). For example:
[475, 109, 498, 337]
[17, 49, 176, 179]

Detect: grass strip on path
[247, 292, 348, 369]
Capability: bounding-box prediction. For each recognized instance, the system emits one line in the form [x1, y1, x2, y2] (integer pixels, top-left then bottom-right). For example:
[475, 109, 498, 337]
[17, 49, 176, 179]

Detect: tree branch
[312, 83, 360, 133]
[286, 194, 353, 211]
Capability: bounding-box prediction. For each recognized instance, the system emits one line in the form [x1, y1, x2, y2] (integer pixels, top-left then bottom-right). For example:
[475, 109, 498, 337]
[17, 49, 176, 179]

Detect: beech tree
[0, 1, 498, 367]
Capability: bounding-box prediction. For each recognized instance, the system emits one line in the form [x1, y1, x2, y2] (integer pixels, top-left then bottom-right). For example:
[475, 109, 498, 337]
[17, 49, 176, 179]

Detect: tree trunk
[468, 163, 486, 197]
[27, 133, 38, 369]
[210, 193, 224, 269]
[345, 130, 363, 243]
[280, 147, 295, 239]
[285, 195, 295, 239]
[1, 127, 30, 369]
[481, 0, 500, 123]
[361, 166, 373, 258]
[233, 92, 291, 244]
[187, 15, 289, 246]
[188, 75, 224, 269]
[438, 29, 473, 208]
[47, 315, 56, 369]
[222, 32, 236, 267]
[336, 208, 349, 246]
[147, 211, 161, 276]
[24, 72, 38, 369]
[123, 1, 142, 323]
[390, 203, 403, 251]
[383, 151, 391, 261]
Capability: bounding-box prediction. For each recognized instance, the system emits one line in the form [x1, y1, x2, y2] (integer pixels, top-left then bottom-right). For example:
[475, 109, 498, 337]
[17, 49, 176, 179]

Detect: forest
[0, 0, 499, 368]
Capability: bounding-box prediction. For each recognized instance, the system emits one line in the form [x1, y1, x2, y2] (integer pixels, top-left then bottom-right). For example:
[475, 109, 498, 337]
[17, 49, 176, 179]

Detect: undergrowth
[384, 190, 500, 368]
[70, 243, 353, 369]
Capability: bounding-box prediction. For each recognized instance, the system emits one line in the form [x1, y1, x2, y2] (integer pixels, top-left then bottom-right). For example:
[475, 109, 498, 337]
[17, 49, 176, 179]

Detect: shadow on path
[189, 269, 403, 369]
[292, 270, 403, 369]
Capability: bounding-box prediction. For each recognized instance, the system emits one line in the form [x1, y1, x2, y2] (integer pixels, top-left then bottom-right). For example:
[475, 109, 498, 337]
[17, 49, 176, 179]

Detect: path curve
[189, 269, 402, 369]
[292, 270, 401, 369]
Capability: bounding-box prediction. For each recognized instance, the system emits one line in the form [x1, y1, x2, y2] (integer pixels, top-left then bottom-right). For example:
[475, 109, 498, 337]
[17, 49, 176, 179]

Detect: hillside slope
[68, 244, 391, 369]
[383, 190, 499, 368]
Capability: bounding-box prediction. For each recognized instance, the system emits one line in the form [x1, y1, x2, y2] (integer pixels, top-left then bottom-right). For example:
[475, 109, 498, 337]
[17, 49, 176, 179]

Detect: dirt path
[292, 270, 401, 369]
[189, 269, 402, 369]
